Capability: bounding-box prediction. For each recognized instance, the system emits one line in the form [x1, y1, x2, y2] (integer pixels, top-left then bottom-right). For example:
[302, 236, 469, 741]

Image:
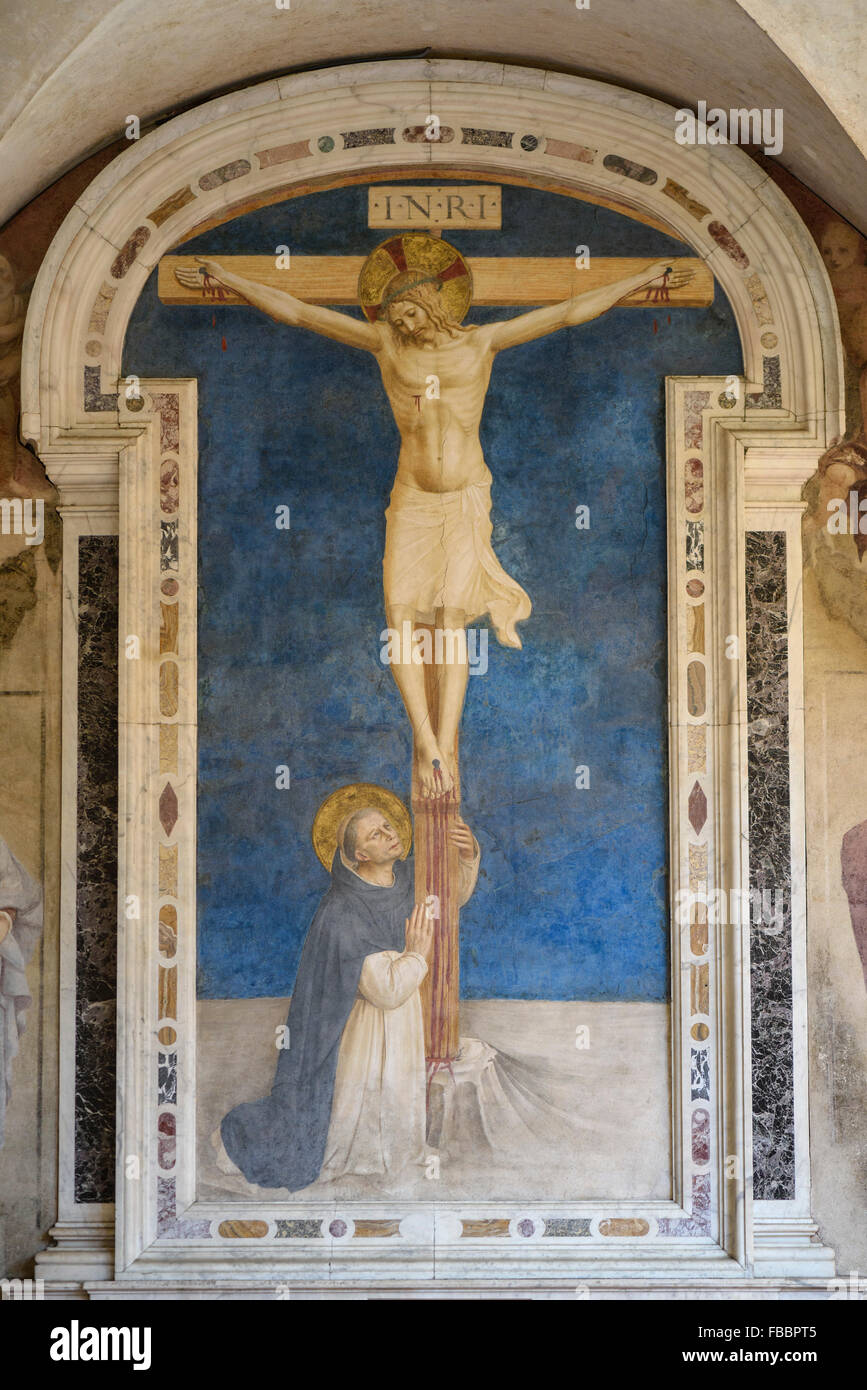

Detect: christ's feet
[416, 744, 454, 799]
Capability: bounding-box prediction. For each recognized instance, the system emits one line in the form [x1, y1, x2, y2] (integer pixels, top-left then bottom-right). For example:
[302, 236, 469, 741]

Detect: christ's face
[353, 812, 402, 866]
[388, 299, 436, 345]
[821, 225, 861, 275]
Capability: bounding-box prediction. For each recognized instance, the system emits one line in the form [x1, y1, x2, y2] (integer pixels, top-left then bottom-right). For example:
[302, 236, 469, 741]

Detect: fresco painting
[127, 178, 743, 1202]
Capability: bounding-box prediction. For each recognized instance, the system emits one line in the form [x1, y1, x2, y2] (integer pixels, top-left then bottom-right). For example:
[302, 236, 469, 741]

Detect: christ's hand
[449, 818, 476, 862]
[174, 258, 229, 292]
[405, 902, 434, 959]
[639, 259, 696, 291]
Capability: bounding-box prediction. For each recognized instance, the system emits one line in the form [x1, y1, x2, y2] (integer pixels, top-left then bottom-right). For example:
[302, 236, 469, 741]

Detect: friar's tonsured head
[339, 807, 403, 868]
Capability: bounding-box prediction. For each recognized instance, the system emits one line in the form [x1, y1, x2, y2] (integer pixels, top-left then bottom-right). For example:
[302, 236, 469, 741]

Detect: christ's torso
[377, 326, 494, 493]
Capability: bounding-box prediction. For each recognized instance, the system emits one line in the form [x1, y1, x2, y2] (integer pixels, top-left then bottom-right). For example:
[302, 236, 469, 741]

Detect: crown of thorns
[379, 272, 444, 314]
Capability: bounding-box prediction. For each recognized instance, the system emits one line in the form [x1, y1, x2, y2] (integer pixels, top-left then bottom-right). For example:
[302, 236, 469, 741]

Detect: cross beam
[158, 255, 712, 307]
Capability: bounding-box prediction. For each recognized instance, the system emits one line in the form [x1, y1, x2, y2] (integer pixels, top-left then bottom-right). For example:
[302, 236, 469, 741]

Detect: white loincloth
[383, 475, 531, 648]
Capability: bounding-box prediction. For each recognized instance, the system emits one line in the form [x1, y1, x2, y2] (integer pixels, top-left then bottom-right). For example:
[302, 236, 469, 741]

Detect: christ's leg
[432, 606, 469, 788]
[386, 604, 453, 798]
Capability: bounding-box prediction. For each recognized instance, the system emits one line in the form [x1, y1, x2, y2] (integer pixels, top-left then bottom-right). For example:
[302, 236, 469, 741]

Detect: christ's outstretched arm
[478, 258, 695, 353]
[174, 258, 383, 353]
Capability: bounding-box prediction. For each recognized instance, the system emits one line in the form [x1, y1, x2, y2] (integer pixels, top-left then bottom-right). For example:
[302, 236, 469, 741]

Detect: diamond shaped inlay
[688, 781, 707, 836]
[159, 782, 179, 837]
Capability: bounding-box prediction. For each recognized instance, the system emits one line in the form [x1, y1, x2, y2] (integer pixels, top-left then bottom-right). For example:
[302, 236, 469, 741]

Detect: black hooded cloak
[221, 849, 415, 1190]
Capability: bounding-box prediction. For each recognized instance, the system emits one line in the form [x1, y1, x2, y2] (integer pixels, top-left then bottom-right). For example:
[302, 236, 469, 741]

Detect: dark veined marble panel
[74, 536, 118, 1203]
[746, 531, 794, 1200]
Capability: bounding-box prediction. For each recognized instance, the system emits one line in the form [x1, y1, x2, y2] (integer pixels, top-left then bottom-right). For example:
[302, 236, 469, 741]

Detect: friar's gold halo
[311, 783, 412, 871]
[357, 231, 473, 326]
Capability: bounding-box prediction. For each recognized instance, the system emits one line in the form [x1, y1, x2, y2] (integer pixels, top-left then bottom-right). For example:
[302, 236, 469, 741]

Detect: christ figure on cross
[176, 244, 692, 798]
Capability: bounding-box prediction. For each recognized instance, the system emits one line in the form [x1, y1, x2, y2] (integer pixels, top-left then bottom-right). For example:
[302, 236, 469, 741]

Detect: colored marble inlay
[519, 135, 539, 152]
[160, 601, 179, 654]
[746, 356, 782, 410]
[746, 274, 773, 326]
[74, 536, 119, 1205]
[160, 723, 178, 775]
[159, 844, 178, 897]
[688, 781, 708, 835]
[158, 1111, 176, 1169]
[692, 1108, 710, 1164]
[148, 186, 196, 227]
[461, 128, 513, 148]
[687, 725, 706, 773]
[662, 179, 710, 222]
[88, 283, 116, 334]
[691, 1022, 710, 1042]
[691, 962, 709, 1015]
[707, 221, 749, 268]
[687, 660, 706, 717]
[342, 128, 395, 148]
[686, 577, 705, 598]
[689, 844, 708, 892]
[657, 1173, 711, 1236]
[684, 390, 710, 448]
[599, 1218, 650, 1236]
[602, 154, 656, 184]
[544, 138, 595, 164]
[111, 226, 150, 279]
[690, 1047, 710, 1101]
[353, 1219, 401, 1237]
[198, 160, 251, 191]
[157, 1177, 212, 1239]
[685, 459, 704, 514]
[161, 521, 179, 573]
[460, 1218, 511, 1237]
[158, 963, 177, 1020]
[159, 904, 178, 957]
[760, 332, 778, 350]
[151, 393, 180, 451]
[218, 1220, 269, 1238]
[275, 1219, 325, 1239]
[686, 519, 704, 570]
[686, 602, 705, 654]
[161, 458, 179, 515]
[690, 915, 708, 957]
[746, 532, 794, 1200]
[159, 783, 179, 837]
[160, 661, 179, 717]
[158, 1052, 177, 1105]
[543, 1218, 592, 1237]
[83, 365, 118, 413]
[256, 140, 312, 168]
[402, 125, 455, 143]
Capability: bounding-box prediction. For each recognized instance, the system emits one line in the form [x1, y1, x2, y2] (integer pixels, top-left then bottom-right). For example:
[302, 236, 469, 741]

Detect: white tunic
[319, 948, 429, 1178]
[320, 846, 480, 1181]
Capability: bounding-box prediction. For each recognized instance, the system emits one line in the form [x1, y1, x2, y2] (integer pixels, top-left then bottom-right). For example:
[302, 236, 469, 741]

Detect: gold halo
[311, 783, 412, 871]
[358, 232, 473, 325]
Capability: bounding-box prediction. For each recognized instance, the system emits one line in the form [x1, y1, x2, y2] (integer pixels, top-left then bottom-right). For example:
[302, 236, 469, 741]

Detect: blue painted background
[124, 181, 741, 1001]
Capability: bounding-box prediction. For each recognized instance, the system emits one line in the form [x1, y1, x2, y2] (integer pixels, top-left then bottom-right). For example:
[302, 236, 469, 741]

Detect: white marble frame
[23, 59, 842, 1293]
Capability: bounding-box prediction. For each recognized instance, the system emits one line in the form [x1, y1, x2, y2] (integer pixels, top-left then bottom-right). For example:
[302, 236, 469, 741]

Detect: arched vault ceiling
[1, 0, 865, 233]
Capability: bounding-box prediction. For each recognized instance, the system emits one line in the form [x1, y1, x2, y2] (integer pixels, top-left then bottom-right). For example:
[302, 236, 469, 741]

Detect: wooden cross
[159, 255, 711, 308]
[158, 248, 710, 1071]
